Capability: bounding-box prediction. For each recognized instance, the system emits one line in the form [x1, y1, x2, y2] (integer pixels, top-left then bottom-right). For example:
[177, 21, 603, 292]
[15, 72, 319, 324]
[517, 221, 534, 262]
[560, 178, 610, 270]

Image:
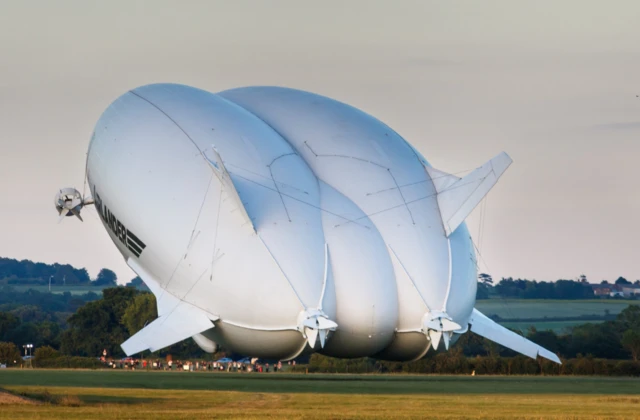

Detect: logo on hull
[93, 188, 146, 258]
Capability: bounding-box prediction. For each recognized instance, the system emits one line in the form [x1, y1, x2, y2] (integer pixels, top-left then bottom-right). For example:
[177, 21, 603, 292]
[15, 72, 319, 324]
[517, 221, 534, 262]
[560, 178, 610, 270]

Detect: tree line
[476, 275, 640, 300]
[0, 257, 149, 290]
[0, 286, 639, 372]
[303, 351, 640, 376]
[3, 257, 634, 300]
[0, 286, 197, 364]
[0, 257, 134, 287]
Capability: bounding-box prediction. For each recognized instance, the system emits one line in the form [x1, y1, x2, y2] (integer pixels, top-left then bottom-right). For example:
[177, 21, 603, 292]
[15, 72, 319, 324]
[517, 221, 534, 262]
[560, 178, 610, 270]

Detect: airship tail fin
[425, 152, 512, 237]
[469, 308, 561, 364]
[122, 258, 219, 356]
[121, 300, 217, 356]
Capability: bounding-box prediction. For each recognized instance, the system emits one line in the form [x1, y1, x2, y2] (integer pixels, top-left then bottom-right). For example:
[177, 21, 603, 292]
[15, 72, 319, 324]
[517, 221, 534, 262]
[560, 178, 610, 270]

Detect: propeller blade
[70, 207, 84, 222]
[443, 332, 451, 350]
[440, 318, 461, 332]
[316, 317, 338, 330]
[429, 330, 442, 350]
[319, 329, 328, 348]
[305, 327, 318, 349]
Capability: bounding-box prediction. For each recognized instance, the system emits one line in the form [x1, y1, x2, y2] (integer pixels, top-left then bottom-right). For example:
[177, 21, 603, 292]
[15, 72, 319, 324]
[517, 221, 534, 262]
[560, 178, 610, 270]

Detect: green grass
[475, 300, 637, 332]
[2, 387, 638, 419]
[476, 299, 634, 319]
[501, 320, 604, 333]
[0, 371, 639, 419]
[0, 370, 638, 395]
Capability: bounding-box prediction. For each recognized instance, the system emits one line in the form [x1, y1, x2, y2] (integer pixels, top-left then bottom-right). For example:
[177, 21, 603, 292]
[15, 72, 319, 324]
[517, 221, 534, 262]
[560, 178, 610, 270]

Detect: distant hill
[0, 257, 91, 286]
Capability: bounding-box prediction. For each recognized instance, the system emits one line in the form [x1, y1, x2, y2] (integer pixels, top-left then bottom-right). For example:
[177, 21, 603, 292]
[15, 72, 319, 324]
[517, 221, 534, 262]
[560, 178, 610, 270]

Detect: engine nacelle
[54, 187, 93, 222]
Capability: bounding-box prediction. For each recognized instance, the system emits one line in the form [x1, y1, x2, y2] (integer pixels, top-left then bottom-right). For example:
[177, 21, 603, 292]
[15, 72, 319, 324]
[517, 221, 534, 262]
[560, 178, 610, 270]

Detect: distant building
[592, 284, 613, 296]
[621, 285, 640, 297]
[591, 283, 640, 298]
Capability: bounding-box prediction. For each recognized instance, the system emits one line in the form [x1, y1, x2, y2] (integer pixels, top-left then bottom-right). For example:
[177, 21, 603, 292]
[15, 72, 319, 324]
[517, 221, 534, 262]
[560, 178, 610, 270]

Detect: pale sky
[0, 1, 639, 284]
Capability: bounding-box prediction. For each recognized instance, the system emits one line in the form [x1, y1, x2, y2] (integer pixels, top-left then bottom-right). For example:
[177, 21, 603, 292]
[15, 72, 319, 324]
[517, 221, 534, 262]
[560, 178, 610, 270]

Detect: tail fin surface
[425, 152, 512, 236]
[469, 308, 561, 364]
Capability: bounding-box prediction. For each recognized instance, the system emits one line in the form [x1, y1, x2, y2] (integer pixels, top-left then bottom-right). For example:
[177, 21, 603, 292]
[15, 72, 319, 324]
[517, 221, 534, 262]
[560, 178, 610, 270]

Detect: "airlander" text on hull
[54, 83, 561, 364]
[93, 189, 146, 258]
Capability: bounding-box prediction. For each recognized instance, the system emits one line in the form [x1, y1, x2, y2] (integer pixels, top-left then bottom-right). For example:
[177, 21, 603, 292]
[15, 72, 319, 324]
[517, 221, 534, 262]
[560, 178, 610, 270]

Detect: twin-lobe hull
[219, 87, 473, 360]
[85, 83, 560, 364]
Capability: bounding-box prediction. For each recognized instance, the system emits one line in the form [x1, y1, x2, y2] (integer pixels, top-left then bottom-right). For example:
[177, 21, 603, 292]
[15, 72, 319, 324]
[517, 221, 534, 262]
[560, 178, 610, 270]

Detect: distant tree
[60, 287, 137, 357]
[564, 322, 626, 359]
[0, 287, 99, 322]
[0, 258, 91, 285]
[621, 330, 640, 361]
[34, 345, 60, 361]
[5, 322, 40, 348]
[476, 282, 490, 299]
[455, 331, 488, 356]
[579, 274, 587, 283]
[0, 312, 20, 341]
[482, 336, 501, 358]
[34, 321, 63, 348]
[617, 305, 640, 331]
[74, 268, 91, 284]
[493, 278, 593, 300]
[125, 276, 149, 291]
[601, 280, 609, 285]
[635, 280, 640, 286]
[554, 279, 594, 299]
[94, 269, 117, 286]
[10, 305, 51, 324]
[494, 277, 524, 298]
[478, 273, 493, 284]
[615, 277, 631, 285]
[526, 329, 562, 354]
[121, 293, 157, 335]
[0, 342, 20, 364]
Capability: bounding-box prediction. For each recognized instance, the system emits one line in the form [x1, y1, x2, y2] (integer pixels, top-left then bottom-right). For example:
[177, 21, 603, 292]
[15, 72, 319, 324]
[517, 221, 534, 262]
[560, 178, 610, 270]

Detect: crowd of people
[102, 356, 296, 373]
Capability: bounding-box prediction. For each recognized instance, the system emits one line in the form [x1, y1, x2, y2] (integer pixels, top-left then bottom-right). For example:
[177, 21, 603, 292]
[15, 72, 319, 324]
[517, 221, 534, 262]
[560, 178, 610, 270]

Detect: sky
[0, 1, 639, 285]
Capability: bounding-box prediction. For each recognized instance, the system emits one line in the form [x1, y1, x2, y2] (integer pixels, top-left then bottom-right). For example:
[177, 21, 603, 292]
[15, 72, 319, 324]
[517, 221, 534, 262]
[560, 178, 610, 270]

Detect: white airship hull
[78, 83, 560, 364]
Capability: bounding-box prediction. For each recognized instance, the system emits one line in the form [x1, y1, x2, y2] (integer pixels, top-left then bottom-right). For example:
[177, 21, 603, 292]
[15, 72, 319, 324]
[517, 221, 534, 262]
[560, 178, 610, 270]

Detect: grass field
[1, 370, 639, 419]
[476, 299, 636, 332]
[477, 299, 639, 333]
[475, 299, 635, 319]
[500, 319, 602, 333]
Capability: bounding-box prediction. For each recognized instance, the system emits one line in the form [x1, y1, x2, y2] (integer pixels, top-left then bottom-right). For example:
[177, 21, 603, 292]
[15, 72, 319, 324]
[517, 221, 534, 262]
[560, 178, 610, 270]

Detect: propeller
[54, 187, 94, 222]
[298, 309, 338, 349]
[423, 311, 462, 350]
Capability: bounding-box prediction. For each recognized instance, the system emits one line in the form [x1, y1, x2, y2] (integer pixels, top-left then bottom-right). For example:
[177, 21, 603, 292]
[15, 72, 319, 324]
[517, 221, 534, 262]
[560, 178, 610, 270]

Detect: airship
[56, 83, 560, 364]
